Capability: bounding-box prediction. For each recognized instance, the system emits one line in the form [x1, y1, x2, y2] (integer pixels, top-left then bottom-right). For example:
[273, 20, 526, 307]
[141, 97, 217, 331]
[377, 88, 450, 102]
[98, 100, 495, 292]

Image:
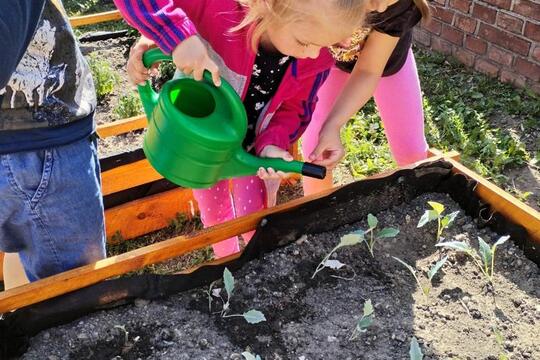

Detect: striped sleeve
[113, 0, 198, 54]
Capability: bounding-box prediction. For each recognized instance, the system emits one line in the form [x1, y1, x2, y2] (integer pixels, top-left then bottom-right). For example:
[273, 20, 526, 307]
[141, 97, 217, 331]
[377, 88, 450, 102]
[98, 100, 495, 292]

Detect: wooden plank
[447, 157, 540, 243]
[70, 10, 123, 28]
[101, 159, 163, 196]
[97, 115, 147, 139]
[0, 154, 451, 311]
[105, 187, 196, 241]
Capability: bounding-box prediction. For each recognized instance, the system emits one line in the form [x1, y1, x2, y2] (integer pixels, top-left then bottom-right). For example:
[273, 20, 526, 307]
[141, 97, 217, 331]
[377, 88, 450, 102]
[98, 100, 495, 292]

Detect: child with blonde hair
[114, 0, 366, 257]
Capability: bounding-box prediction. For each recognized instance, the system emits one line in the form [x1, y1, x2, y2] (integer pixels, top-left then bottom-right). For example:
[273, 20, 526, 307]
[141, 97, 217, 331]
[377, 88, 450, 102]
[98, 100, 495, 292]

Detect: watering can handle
[301, 163, 327, 179]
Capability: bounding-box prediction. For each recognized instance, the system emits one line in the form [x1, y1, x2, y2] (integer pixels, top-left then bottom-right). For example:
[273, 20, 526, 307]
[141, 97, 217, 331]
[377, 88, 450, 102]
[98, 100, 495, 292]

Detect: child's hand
[309, 124, 345, 169]
[172, 35, 221, 86]
[257, 145, 294, 180]
[127, 36, 159, 86]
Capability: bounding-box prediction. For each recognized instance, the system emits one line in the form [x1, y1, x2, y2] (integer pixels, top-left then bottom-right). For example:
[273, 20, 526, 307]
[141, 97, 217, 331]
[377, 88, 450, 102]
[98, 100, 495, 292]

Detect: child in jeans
[114, 0, 366, 257]
[0, 0, 106, 288]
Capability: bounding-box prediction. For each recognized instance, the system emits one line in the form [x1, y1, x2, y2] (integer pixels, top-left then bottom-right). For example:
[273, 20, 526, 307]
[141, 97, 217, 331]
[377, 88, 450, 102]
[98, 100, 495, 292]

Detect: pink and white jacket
[113, 0, 333, 155]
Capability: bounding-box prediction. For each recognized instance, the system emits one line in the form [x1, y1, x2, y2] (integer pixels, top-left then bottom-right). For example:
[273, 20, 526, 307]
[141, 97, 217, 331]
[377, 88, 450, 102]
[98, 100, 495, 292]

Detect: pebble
[77, 333, 89, 340]
[327, 336, 337, 342]
[134, 299, 150, 308]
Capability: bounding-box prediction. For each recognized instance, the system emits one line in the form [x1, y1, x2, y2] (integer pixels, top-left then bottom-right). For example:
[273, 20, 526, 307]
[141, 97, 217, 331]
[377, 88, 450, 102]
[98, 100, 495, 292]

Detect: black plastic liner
[1, 160, 538, 358]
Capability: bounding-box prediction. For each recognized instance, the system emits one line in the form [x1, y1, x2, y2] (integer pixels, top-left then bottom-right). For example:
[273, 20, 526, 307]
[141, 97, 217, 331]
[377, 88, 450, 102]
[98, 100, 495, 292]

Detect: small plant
[114, 92, 143, 119]
[409, 337, 423, 360]
[393, 256, 448, 296]
[312, 233, 364, 279]
[492, 326, 509, 360]
[208, 268, 266, 324]
[350, 299, 374, 340]
[363, 214, 400, 257]
[87, 53, 120, 101]
[436, 235, 510, 283]
[417, 201, 459, 242]
[242, 351, 262, 360]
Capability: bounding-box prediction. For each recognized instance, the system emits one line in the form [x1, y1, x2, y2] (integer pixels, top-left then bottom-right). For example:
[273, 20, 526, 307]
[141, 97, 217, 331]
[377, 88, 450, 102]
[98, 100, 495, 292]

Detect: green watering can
[138, 48, 326, 189]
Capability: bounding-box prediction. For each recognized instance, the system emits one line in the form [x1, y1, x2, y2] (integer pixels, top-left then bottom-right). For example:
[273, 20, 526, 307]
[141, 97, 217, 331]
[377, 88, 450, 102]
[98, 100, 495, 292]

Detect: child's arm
[309, 31, 400, 166]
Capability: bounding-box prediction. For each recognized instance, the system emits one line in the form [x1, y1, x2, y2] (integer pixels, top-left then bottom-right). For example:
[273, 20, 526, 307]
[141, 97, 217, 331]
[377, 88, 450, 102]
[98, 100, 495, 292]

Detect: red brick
[453, 47, 476, 67]
[413, 29, 432, 47]
[524, 22, 540, 42]
[432, 37, 453, 55]
[533, 45, 540, 63]
[449, 0, 472, 13]
[422, 19, 443, 35]
[474, 59, 499, 77]
[500, 70, 527, 87]
[472, 3, 497, 24]
[465, 35, 488, 54]
[455, 14, 477, 33]
[433, 6, 455, 24]
[513, 0, 540, 21]
[482, 0, 512, 10]
[531, 82, 540, 95]
[441, 24, 464, 45]
[478, 23, 531, 56]
[496, 13, 524, 34]
[487, 46, 514, 66]
[515, 57, 540, 81]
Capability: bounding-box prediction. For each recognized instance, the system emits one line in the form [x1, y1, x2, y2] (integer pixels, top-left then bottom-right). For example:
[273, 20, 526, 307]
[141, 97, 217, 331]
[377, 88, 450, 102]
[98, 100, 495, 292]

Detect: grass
[341, 46, 539, 185]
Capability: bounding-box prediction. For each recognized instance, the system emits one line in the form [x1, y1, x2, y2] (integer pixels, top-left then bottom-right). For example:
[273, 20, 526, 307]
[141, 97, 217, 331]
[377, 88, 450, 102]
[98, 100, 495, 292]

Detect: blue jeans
[0, 135, 106, 281]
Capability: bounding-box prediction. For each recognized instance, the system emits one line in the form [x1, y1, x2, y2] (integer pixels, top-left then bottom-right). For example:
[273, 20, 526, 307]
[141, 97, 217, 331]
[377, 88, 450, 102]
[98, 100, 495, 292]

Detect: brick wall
[414, 0, 540, 93]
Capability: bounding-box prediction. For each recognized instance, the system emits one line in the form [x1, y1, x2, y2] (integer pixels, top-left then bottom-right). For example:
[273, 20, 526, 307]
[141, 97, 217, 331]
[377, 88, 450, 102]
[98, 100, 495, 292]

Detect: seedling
[312, 233, 364, 279]
[114, 92, 143, 119]
[393, 256, 448, 296]
[436, 235, 510, 283]
[417, 201, 459, 242]
[242, 351, 262, 360]
[207, 268, 266, 324]
[409, 337, 423, 360]
[350, 299, 374, 340]
[364, 214, 400, 257]
[87, 53, 120, 101]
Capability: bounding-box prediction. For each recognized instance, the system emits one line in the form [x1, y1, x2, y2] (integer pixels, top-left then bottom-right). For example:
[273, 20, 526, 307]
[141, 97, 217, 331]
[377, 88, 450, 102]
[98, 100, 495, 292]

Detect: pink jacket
[113, 0, 333, 155]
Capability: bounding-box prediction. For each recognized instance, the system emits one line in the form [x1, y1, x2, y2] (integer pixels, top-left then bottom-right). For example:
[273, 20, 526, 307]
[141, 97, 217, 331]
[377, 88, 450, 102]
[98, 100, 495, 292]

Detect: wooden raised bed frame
[1, 11, 539, 313]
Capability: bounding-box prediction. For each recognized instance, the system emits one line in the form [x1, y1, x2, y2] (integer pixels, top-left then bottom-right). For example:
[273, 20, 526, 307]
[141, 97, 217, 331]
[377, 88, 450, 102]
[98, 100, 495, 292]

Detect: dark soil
[22, 192, 540, 359]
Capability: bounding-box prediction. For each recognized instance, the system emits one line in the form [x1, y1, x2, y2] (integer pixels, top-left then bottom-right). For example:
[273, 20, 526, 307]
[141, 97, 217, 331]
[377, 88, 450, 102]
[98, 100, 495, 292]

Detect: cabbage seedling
[208, 268, 266, 324]
[436, 235, 510, 283]
[364, 213, 400, 257]
[417, 201, 459, 242]
[242, 351, 262, 360]
[393, 256, 448, 296]
[409, 337, 423, 360]
[312, 232, 364, 279]
[350, 299, 374, 340]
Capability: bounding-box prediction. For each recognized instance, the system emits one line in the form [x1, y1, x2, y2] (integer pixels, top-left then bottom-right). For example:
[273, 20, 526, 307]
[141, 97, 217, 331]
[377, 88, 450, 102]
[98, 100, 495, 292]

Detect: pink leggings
[302, 49, 428, 171]
[193, 176, 265, 258]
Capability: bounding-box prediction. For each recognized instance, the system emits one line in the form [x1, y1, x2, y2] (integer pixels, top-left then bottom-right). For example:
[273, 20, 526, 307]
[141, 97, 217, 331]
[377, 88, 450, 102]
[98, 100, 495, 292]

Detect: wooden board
[97, 115, 147, 139]
[0, 153, 454, 311]
[70, 10, 123, 28]
[105, 187, 196, 241]
[101, 159, 163, 196]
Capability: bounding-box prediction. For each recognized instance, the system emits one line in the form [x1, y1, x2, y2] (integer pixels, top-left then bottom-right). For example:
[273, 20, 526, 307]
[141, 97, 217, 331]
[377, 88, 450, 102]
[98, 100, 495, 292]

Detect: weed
[208, 268, 266, 324]
[87, 53, 119, 101]
[393, 256, 448, 296]
[350, 299, 374, 340]
[436, 235, 510, 283]
[114, 92, 143, 119]
[417, 201, 459, 242]
[363, 213, 400, 256]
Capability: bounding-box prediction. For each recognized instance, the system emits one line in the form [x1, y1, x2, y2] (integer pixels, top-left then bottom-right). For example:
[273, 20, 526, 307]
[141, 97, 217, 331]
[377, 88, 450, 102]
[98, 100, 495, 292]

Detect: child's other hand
[309, 124, 345, 169]
[257, 145, 294, 180]
[172, 35, 221, 86]
[128, 36, 158, 86]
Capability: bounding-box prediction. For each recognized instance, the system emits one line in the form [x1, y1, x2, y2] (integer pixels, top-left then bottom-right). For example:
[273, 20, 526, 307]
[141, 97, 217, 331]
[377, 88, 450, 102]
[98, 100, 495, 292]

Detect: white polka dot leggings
[192, 175, 266, 258]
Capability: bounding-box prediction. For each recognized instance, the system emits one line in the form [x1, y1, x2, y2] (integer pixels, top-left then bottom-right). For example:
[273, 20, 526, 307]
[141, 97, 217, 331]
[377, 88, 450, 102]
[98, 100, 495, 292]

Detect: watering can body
[138, 48, 325, 189]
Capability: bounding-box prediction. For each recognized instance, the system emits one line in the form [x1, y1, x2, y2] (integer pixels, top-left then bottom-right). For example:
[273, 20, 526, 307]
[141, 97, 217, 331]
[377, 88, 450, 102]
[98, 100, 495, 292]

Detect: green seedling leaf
[428, 201, 445, 215]
[243, 310, 266, 324]
[494, 235, 510, 248]
[357, 299, 374, 329]
[377, 227, 400, 238]
[436, 241, 473, 253]
[223, 268, 235, 300]
[409, 337, 424, 360]
[242, 352, 262, 360]
[478, 237, 492, 269]
[393, 256, 416, 275]
[418, 210, 439, 227]
[367, 213, 378, 230]
[324, 259, 346, 270]
[340, 233, 363, 247]
[427, 256, 448, 281]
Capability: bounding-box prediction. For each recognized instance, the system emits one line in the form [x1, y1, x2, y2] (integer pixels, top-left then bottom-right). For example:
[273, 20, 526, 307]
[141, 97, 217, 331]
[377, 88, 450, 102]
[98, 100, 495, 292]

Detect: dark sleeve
[0, 0, 46, 88]
[371, 0, 422, 38]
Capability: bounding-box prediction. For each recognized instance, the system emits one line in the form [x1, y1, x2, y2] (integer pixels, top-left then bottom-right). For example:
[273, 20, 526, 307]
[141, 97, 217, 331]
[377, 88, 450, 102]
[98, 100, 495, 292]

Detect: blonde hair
[412, 0, 431, 22]
[233, 0, 368, 51]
